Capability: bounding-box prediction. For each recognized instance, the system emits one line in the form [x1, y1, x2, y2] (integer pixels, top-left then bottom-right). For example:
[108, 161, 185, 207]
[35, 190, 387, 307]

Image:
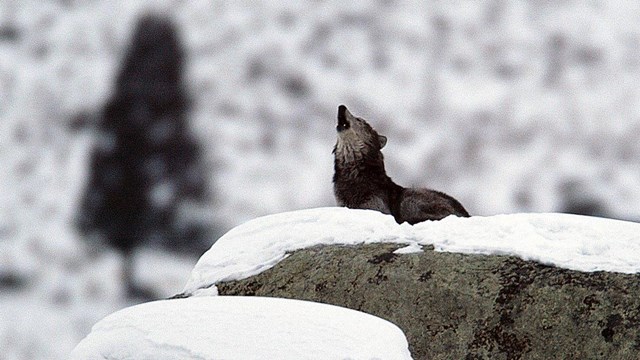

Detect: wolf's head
[334, 105, 387, 162]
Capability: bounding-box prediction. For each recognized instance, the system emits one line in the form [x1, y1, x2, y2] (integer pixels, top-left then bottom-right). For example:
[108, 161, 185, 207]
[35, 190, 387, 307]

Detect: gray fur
[333, 105, 470, 224]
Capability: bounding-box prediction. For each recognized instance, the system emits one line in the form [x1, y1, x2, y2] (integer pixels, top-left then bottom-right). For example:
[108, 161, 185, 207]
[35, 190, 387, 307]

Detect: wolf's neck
[333, 139, 402, 191]
[334, 161, 386, 183]
[333, 153, 401, 194]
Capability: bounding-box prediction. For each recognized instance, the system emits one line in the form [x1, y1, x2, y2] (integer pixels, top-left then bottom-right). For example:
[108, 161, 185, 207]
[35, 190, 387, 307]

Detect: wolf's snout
[337, 104, 350, 132]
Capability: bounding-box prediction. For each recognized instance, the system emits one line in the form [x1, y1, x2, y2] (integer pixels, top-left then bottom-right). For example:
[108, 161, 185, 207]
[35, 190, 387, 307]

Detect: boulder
[216, 242, 640, 360]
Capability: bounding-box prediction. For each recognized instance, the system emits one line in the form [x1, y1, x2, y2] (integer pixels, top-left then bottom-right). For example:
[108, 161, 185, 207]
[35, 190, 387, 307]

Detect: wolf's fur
[333, 105, 469, 224]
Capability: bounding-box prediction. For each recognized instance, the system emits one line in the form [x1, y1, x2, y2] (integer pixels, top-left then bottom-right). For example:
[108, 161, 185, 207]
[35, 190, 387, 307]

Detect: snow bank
[71, 296, 413, 360]
[184, 208, 640, 295]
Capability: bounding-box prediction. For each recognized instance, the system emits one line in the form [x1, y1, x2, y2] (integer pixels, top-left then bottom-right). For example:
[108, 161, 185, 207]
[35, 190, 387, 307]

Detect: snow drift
[71, 296, 413, 360]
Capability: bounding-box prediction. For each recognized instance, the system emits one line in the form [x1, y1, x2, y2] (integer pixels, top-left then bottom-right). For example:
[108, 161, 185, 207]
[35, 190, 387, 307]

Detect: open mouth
[337, 104, 350, 132]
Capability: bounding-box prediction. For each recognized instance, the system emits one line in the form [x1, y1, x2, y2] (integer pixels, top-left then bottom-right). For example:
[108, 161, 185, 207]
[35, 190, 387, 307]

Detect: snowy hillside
[2, 1, 640, 359]
[183, 208, 640, 296]
[71, 296, 413, 360]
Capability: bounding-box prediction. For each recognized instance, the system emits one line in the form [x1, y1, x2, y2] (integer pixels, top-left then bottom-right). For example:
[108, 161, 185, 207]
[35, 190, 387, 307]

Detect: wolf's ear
[378, 135, 387, 148]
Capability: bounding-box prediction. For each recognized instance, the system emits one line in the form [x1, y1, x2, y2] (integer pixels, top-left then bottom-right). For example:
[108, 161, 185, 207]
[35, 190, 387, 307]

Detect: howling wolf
[333, 105, 470, 224]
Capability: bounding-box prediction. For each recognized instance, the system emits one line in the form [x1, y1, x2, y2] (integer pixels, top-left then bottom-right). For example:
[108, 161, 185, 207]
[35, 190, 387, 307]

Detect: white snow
[3, 1, 640, 359]
[71, 296, 413, 360]
[184, 207, 640, 296]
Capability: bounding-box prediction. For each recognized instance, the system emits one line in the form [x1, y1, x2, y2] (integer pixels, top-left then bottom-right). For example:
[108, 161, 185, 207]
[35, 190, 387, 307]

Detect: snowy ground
[183, 208, 640, 296]
[71, 296, 413, 360]
[3, 1, 640, 359]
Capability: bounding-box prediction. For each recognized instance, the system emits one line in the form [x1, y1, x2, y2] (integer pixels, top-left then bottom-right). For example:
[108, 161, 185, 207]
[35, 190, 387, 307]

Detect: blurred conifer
[77, 15, 211, 294]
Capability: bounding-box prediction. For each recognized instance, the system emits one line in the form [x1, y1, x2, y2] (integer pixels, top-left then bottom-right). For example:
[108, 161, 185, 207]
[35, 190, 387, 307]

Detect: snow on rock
[71, 296, 413, 360]
[184, 207, 640, 295]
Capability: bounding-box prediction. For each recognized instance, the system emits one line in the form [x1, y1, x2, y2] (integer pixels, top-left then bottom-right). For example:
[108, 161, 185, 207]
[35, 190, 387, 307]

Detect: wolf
[333, 105, 470, 224]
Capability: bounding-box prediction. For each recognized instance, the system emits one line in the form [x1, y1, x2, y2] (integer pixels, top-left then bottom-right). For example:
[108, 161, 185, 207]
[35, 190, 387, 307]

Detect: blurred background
[2, 1, 640, 358]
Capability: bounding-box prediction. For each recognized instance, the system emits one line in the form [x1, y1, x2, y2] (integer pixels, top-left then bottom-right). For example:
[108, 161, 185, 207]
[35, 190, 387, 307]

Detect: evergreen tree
[78, 15, 211, 278]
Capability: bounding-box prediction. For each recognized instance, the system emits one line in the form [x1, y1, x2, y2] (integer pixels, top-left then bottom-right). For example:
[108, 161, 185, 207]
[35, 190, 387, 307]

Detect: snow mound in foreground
[70, 296, 412, 360]
[184, 207, 640, 295]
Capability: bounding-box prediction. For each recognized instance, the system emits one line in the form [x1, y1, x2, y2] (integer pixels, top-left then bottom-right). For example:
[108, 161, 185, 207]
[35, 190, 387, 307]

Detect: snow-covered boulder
[178, 207, 640, 359]
[182, 207, 640, 296]
[71, 296, 412, 360]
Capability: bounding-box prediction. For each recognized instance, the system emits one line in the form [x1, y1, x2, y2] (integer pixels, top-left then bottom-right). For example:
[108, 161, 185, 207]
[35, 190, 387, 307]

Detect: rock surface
[216, 243, 640, 360]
